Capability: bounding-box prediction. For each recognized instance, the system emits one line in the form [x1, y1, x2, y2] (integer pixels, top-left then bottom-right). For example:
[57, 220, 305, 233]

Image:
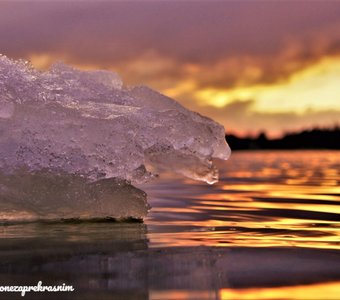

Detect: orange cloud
[194, 56, 340, 112]
[26, 50, 340, 137]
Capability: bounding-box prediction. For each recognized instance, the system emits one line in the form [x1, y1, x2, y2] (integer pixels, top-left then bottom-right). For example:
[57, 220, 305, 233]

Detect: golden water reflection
[150, 281, 340, 300]
[219, 281, 340, 300]
[145, 151, 340, 249]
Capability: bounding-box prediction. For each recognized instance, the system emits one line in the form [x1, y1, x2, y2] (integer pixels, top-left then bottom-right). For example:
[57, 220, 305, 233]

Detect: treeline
[226, 127, 340, 150]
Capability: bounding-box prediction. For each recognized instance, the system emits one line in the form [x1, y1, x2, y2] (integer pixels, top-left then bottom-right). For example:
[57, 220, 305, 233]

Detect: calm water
[0, 150, 340, 299]
[145, 150, 340, 249]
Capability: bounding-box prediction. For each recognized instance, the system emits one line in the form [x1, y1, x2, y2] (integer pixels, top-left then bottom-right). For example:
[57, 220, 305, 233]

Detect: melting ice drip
[0, 55, 230, 221]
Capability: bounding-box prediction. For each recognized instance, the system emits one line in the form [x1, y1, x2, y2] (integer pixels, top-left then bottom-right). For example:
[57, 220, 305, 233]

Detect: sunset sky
[1, 1, 340, 137]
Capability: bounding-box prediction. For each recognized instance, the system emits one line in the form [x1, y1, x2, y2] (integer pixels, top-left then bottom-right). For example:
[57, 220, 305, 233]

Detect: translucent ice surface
[0, 170, 148, 221]
[0, 55, 230, 221]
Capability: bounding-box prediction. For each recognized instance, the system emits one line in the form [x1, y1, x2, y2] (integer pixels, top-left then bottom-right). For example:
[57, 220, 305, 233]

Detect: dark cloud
[1, 1, 340, 92]
[1, 1, 340, 65]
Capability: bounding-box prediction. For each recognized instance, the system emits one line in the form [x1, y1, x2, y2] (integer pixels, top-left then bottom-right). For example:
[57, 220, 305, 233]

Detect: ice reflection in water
[144, 151, 340, 249]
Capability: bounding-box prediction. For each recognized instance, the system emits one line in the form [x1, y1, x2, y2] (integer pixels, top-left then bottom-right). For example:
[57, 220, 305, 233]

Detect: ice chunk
[0, 55, 230, 220]
[0, 170, 148, 222]
[0, 55, 230, 183]
[0, 100, 15, 119]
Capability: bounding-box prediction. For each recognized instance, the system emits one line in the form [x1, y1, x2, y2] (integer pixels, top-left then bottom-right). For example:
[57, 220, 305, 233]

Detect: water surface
[1, 150, 340, 299]
[145, 150, 340, 249]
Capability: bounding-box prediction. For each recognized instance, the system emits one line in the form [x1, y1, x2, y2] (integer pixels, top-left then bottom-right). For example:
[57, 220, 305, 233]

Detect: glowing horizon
[194, 56, 340, 113]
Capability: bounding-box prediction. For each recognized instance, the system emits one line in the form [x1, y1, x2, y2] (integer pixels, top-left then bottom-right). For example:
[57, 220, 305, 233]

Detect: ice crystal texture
[0, 55, 230, 221]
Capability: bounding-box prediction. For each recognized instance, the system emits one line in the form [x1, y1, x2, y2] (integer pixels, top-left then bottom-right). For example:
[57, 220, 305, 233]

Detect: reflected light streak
[219, 281, 340, 300]
[146, 151, 340, 250]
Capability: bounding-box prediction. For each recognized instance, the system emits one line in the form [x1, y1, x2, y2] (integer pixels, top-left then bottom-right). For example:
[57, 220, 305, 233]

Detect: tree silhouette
[226, 127, 340, 150]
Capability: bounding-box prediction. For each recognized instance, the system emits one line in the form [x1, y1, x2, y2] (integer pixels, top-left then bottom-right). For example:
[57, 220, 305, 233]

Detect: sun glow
[195, 56, 340, 113]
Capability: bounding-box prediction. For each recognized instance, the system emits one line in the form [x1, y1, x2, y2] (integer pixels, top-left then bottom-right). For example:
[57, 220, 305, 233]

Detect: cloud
[1, 1, 340, 64]
[2, 1, 340, 92]
[198, 100, 340, 137]
[1, 1, 340, 135]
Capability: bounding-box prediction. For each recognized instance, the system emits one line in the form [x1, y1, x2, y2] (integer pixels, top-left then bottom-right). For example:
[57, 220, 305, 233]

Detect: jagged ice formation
[0, 55, 230, 221]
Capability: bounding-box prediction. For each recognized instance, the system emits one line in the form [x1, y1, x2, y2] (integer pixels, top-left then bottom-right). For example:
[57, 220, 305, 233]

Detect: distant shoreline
[226, 127, 340, 150]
